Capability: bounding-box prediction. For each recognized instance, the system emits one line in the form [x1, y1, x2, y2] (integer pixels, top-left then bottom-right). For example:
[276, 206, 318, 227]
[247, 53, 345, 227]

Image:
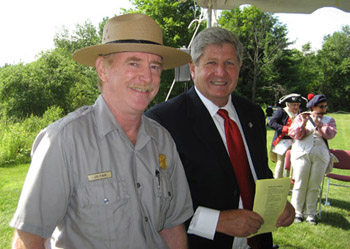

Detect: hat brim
[72, 43, 191, 70]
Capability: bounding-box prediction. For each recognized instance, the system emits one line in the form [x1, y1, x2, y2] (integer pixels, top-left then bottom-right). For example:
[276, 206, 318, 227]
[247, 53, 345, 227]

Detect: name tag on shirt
[88, 171, 112, 181]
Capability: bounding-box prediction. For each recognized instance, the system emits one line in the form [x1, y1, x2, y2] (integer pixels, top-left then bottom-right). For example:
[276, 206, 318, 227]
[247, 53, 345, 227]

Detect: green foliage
[53, 21, 101, 54]
[317, 26, 350, 112]
[0, 106, 64, 166]
[0, 122, 31, 165]
[0, 27, 100, 120]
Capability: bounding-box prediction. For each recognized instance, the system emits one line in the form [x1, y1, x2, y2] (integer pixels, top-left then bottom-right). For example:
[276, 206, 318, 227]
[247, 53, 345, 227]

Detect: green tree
[297, 44, 323, 94]
[0, 63, 41, 119]
[53, 20, 106, 54]
[0, 21, 101, 119]
[219, 6, 289, 103]
[317, 25, 350, 111]
[265, 44, 323, 107]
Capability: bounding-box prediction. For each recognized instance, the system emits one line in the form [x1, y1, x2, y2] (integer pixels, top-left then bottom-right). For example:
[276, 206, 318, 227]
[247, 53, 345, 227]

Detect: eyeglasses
[317, 105, 328, 109]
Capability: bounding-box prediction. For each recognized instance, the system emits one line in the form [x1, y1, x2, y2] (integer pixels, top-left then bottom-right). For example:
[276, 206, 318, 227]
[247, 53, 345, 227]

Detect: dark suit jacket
[146, 87, 273, 249]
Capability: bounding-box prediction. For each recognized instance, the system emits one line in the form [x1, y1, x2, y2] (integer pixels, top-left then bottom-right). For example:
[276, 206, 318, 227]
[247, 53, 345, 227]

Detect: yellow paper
[248, 177, 291, 237]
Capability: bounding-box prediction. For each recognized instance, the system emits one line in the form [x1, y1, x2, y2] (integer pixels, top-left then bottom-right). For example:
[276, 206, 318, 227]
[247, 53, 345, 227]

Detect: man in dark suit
[146, 27, 294, 249]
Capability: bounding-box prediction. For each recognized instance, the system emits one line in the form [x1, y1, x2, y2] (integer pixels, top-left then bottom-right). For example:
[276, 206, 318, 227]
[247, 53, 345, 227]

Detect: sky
[1, 0, 350, 66]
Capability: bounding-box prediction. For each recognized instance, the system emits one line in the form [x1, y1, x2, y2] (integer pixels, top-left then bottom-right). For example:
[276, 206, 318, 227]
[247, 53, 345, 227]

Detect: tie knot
[218, 109, 230, 120]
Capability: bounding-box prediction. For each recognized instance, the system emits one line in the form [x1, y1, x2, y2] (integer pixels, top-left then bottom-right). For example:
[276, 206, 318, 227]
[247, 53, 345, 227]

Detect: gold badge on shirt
[159, 154, 167, 170]
[88, 171, 112, 181]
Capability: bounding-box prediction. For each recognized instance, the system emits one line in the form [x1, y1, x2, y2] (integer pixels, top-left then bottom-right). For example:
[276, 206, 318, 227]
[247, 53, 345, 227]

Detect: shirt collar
[94, 95, 122, 139]
[94, 95, 150, 147]
[194, 86, 235, 119]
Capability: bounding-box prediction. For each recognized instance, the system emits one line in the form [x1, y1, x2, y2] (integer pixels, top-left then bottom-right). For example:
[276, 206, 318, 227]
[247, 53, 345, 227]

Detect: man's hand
[276, 201, 295, 228]
[216, 209, 264, 237]
[300, 112, 310, 126]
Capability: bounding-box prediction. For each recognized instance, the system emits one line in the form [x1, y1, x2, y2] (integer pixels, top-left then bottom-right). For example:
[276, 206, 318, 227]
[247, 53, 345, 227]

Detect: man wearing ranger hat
[269, 93, 306, 178]
[10, 13, 193, 249]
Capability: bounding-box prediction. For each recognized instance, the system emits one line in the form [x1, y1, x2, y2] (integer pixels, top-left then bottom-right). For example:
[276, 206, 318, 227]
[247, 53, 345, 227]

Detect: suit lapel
[232, 96, 255, 146]
[186, 88, 235, 176]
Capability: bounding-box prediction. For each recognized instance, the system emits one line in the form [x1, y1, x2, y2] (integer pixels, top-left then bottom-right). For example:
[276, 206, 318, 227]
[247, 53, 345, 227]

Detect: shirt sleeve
[10, 128, 71, 238]
[187, 206, 220, 240]
[288, 114, 308, 140]
[318, 117, 337, 140]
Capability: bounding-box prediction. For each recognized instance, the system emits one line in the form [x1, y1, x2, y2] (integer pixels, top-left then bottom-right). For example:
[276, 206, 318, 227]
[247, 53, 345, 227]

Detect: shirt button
[144, 217, 149, 222]
[104, 198, 109, 204]
[137, 182, 141, 188]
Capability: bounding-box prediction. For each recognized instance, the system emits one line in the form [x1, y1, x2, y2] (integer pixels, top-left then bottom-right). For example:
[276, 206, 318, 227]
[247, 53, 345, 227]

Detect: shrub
[0, 106, 64, 166]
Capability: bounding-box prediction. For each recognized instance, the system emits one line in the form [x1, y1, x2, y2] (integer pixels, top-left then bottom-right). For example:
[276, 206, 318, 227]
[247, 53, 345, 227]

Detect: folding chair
[322, 149, 350, 206]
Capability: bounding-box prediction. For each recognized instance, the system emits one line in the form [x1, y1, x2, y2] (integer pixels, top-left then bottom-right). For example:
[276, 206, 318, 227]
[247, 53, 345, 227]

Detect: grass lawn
[0, 164, 28, 249]
[1, 113, 349, 248]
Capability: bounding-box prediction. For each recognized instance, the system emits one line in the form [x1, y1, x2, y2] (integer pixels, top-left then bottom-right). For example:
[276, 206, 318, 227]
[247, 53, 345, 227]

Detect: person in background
[288, 93, 337, 225]
[10, 13, 193, 249]
[146, 27, 294, 249]
[269, 93, 305, 178]
[265, 105, 274, 125]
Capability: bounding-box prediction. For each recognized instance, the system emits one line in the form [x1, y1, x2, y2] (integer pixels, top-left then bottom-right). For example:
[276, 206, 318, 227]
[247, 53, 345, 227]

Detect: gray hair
[190, 27, 243, 65]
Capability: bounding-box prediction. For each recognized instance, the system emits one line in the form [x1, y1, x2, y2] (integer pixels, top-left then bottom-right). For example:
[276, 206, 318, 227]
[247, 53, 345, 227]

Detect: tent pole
[207, 5, 212, 27]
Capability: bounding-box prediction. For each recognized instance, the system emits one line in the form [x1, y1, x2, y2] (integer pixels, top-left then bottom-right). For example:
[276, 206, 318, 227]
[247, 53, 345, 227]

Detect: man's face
[190, 43, 241, 107]
[98, 52, 162, 115]
[288, 103, 301, 114]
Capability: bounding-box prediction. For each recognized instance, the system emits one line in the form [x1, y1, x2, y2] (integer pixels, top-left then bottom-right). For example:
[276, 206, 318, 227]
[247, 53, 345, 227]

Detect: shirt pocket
[72, 179, 130, 241]
[154, 169, 173, 230]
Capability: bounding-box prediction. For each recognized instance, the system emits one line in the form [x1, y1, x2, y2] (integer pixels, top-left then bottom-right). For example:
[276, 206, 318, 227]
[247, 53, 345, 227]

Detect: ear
[189, 61, 196, 79]
[96, 56, 108, 82]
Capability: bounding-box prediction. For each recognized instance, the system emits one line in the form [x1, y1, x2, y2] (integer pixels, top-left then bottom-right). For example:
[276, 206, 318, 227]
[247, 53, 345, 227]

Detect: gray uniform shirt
[10, 95, 193, 249]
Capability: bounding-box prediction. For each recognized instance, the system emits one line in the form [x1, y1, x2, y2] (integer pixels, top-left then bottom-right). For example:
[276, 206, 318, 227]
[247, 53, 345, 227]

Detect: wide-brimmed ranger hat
[73, 13, 191, 70]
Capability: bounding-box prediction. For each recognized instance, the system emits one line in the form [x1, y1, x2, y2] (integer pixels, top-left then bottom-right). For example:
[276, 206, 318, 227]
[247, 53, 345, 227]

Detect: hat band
[106, 39, 161, 45]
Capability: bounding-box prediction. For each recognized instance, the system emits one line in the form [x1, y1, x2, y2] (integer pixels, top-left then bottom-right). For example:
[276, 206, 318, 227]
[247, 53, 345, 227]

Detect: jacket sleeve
[269, 109, 284, 133]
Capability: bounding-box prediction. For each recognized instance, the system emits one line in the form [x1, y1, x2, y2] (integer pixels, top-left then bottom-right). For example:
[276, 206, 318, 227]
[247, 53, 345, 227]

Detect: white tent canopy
[194, 0, 350, 13]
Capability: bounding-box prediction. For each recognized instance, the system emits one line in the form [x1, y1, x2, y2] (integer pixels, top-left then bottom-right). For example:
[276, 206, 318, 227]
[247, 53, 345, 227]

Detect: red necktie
[218, 109, 255, 210]
[218, 109, 262, 248]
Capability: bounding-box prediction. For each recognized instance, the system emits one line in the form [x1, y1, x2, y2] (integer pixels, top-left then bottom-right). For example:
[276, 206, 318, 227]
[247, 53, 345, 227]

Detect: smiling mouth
[211, 81, 227, 86]
[129, 85, 154, 93]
